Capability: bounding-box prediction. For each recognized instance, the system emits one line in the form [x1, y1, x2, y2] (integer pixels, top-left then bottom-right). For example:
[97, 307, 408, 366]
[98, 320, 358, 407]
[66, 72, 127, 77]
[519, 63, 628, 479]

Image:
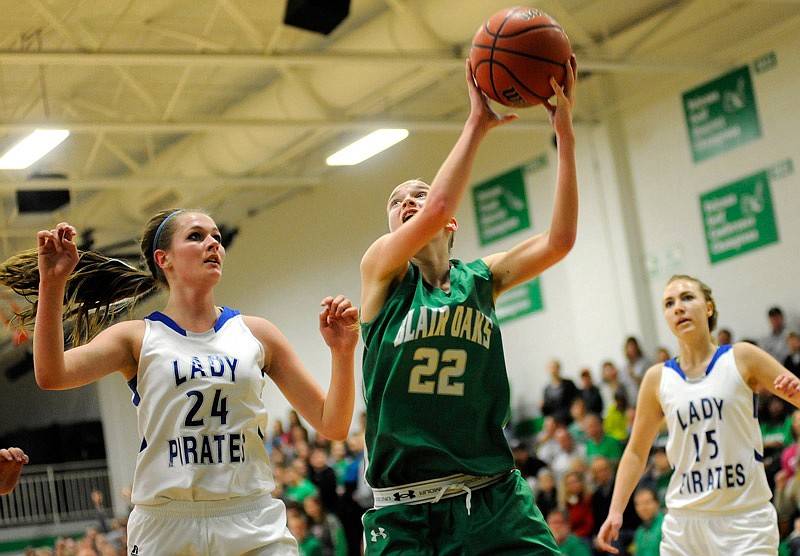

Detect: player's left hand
[775, 371, 800, 397]
[319, 295, 359, 352]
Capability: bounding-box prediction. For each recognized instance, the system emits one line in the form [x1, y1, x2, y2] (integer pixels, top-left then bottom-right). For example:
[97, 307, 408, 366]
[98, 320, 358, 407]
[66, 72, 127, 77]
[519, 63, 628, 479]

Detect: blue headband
[152, 210, 183, 254]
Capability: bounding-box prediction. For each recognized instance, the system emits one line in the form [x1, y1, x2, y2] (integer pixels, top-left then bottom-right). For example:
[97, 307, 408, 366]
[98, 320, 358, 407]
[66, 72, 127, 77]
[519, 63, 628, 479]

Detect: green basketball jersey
[361, 259, 514, 488]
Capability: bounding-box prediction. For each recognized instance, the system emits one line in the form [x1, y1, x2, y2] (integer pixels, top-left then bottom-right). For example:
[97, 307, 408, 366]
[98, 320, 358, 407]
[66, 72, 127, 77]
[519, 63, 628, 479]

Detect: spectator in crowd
[583, 413, 624, 464]
[621, 336, 652, 406]
[560, 470, 594, 546]
[578, 367, 604, 416]
[287, 502, 323, 556]
[599, 361, 627, 419]
[511, 439, 547, 486]
[533, 468, 559, 520]
[551, 427, 588, 482]
[637, 446, 672, 507]
[588, 455, 639, 556]
[547, 508, 593, 556]
[717, 328, 733, 346]
[541, 358, 580, 425]
[0, 446, 28, 495]
[535, 415, 562, 467]
[630, 487, 663, 556]
[603, 388, 632, 443]
[569, 398, 589, 443]
[303, 494, 348, 556]
[307, 446, 339, 515]
[785, 331, 800, 378]
[654, 346, 671, 364]
[763, 306, 792, 363]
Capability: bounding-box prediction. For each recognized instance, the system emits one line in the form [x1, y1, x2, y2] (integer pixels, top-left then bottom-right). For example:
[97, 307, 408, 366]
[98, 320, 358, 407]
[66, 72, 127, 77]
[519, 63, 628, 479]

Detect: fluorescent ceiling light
[326, 129, 409, 166]
[0, 129, 70, 170]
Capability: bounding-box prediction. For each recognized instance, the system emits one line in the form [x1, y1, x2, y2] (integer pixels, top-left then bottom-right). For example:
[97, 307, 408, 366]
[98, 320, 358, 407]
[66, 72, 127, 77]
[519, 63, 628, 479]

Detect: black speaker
[16, 189, 70, 213]
[283, 0, 350, 35]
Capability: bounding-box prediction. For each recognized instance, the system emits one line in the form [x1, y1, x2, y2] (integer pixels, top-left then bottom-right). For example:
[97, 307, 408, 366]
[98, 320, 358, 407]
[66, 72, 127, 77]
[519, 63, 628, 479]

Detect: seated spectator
[287, 501, 323, 556]
[533, 468, 559, 520]
[588, 455, 639, 556]
[303, 494, 348, 556]
[599, 361, 627, 419]
[578, 367, 604, 416]
[541, 359, 580, 425]
[785, 331, 800, 378]
[535, 416, 562, 467]
[631, 487, 664, 556]
[284, 458, 317, 504]
[569, 398, 589, 443]
[654, 346, 671, 364]
[560, 470, 594, 545]
[551, 427, 588, 482]
[603, 388, 632, 443]
[762, 306, 791, 363]
[510, 439, 547, 486]
[583, 413, 623, 464]
[717, 328, 733, 346]
[546, 508, 592, 556]
[307, 446, 339, 515]
[782, 409, 800, 480]
[637, 446, 672, 507]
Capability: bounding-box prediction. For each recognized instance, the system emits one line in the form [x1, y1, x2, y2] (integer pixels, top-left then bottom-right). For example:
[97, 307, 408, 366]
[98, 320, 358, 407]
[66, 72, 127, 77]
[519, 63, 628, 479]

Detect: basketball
[469, 7, 572, 108]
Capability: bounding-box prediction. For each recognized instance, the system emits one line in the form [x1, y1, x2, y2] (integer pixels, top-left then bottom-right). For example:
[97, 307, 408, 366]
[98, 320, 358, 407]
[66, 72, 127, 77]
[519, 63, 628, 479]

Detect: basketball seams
[481, 25, 565, 39]
[469, 6, 571, 107]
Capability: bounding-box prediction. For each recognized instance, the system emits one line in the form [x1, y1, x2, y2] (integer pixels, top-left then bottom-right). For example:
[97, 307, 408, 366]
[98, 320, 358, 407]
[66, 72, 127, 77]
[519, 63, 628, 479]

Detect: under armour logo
[393, 490, 416, 501]
[130, 546, 139, 556]
[370, 528, 388, 542]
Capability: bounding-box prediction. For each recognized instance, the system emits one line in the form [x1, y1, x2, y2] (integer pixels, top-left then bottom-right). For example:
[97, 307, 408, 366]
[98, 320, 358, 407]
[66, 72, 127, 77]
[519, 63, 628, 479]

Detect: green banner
[700, 169, 779, 264]
[496, 278, 543, 323]
[683, 65, 762, 163]
[472, 166, 530, 246]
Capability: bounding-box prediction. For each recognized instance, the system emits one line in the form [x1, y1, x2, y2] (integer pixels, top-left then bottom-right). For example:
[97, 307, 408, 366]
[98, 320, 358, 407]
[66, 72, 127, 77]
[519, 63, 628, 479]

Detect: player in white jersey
[1, 210, 358, 556]
[597, 274, 800, 556]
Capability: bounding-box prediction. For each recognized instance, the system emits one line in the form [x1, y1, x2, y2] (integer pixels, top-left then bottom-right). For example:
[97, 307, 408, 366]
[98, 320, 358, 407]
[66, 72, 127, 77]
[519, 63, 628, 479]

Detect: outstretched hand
[0, 447, 29, 495]
[465, 59, 519, 132]
[319, 295, 359, 352]
[543, 54, 577, 134]
[37, 222, 79, 284]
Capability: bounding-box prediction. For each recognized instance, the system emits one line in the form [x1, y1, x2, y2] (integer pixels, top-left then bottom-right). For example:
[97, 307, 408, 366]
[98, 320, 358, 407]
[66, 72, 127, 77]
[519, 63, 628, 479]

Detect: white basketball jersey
[129, 307, 274, 505]
[660, 344, 771, 511]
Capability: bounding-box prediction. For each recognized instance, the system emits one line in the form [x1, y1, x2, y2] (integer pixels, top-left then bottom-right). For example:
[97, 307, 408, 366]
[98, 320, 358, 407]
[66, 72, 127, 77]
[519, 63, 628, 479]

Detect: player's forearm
[320, 351, 356, 440]
[33, 280, 69, 390]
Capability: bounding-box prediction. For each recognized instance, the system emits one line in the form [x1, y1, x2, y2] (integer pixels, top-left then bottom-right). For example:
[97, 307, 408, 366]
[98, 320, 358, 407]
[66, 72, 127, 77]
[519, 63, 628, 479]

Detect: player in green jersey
[358, 56, 578, 555]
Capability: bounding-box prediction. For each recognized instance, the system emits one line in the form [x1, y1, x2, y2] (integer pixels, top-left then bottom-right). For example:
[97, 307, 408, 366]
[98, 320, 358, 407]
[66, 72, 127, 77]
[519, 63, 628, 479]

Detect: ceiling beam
[0, 117, 563, 133]
[0, 50, 729, 74]
[0, 175, 322, 192]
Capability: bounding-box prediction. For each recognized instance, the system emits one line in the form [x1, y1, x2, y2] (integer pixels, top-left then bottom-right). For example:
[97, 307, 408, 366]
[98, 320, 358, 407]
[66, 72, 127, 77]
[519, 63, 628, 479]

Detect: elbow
[550, 231, 577, 260]
[35, 370, 60, 390]
[323, 425, 350, 442]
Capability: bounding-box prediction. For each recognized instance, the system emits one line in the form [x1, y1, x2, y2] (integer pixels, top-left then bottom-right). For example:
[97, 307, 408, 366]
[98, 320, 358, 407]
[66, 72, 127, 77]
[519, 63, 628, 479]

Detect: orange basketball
[469, 7, 572, 108]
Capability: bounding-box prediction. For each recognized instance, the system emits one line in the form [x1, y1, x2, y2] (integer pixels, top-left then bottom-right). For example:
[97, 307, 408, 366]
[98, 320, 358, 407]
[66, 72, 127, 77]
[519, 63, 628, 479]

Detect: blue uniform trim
[144, 306, 240, 336]
[140, 438, 147, 452]
[754, 450, 764, 462]
[664, 344, 733, 381]
[128, 376, 140, 406]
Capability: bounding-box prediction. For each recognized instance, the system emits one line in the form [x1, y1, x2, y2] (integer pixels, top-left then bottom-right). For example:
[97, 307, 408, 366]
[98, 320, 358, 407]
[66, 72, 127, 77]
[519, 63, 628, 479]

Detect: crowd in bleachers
[14, 305, 800, 556]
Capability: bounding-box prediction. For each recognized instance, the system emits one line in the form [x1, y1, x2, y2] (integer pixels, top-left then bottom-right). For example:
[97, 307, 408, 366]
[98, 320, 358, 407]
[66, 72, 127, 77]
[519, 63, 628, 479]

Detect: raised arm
[596, 364, 664, 553]
[252, 295, 358, 441]
[360, 60, 517, 315]
[34, 223, 139, 390]
[735, 341, 800, 406]
[484, 56, 578, 298]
